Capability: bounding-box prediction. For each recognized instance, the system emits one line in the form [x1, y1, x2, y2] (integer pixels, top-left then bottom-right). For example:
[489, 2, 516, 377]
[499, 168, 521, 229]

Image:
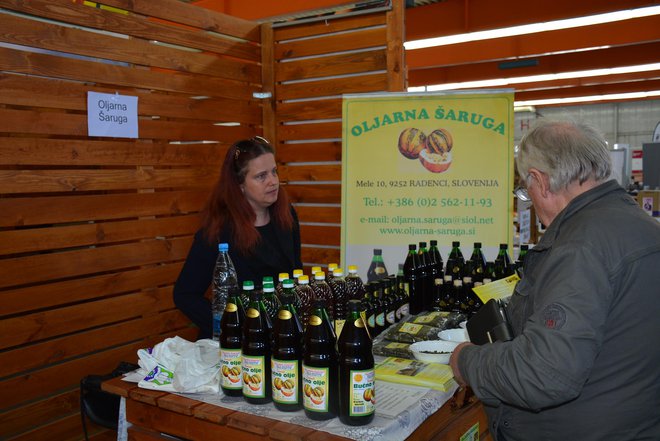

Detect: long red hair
[201, 137, 293, 254]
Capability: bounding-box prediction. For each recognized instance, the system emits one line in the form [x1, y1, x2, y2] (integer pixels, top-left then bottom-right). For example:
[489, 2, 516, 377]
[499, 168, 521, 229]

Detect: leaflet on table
[375, 381, 435, 418]
[472, 274, 519, 303]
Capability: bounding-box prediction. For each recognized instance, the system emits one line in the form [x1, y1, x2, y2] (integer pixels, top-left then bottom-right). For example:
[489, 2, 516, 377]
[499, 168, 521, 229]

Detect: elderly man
[450, 120, 660, 441]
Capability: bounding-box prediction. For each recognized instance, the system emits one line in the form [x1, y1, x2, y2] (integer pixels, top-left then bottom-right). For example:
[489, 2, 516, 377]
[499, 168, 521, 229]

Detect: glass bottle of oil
[302, 299, 338, 420]
[271, 287, 303, 411]
[219, 290, 245, 397]
[242, 286, 272, 404]
[338, 300, 375, 426]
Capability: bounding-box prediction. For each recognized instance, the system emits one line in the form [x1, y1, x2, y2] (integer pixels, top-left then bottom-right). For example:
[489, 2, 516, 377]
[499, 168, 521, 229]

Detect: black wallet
[466, 299, 514, 345]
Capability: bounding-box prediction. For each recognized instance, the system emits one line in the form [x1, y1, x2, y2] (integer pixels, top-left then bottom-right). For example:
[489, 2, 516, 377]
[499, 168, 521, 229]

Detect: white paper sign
[87, 91, 138, 138]
[519, 208, 531, 244]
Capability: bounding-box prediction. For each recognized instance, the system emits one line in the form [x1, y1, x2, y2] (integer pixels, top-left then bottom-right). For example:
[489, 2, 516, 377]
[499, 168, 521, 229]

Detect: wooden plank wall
[0, 1, 262, 439]
[269, 1, 406, 271]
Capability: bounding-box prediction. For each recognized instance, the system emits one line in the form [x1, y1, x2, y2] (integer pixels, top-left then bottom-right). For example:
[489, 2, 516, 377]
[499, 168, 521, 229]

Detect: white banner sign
[87, 91, 138, 138]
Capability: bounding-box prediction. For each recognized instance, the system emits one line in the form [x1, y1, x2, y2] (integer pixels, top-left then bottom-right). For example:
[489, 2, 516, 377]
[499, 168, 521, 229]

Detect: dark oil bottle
[428, 240, 444, 281]
[366, 249, 388, 282]
[395, 269, 409, 320]
[438, 275, 454, 311]
[326, 263, 338, 282]
[329, 268, 349, 337]
[450, 279, 463, 312]
[294, 276, 314, 329]
[346, 265, 366, 301]
[516, 244, 529, 277]
[494, 243, 515, 280]
[459, 276, 475, 315]
[417, 242, 432, 312]
[276, 272, 289, 298]
[311, 271, 335, 322]
[338, 300, 375, 426]
[242, 289, 272, 404]
[369, 281, 385, 337]
[363, 285, 378, 338]
[302, 300, 338, 420]
[271, 289, 303, 411]
[469, 242, 488, 283]
[262, 281, 279, 322]
[382, 279, 397, 328]
[404, 244, 424, 315]
[446, 241, 465, 280]
[219, 291, 245, 397]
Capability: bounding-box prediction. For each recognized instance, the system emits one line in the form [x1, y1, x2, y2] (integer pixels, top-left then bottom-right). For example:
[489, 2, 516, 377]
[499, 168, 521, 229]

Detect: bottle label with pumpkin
[348, 369, 375, 417]
[242, 355, 266, 398]
[302, 365, 329, 412]
[272, 359, 299, 404]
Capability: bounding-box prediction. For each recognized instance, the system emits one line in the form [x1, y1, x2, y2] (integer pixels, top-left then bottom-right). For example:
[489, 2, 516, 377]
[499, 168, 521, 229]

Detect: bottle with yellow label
[338, 300, 375, 425]
[242, 283, 272, 404]
[302, 299, 338, 420]
[271, 284, 303, 411]
[219, 290, 245, 396]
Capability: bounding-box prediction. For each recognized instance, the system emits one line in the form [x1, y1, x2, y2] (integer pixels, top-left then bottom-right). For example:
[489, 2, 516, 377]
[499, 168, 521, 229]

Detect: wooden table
[102, 378, 492, 441]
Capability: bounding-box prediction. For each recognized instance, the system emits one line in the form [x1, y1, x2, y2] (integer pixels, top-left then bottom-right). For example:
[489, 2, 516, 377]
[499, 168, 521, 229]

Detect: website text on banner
[341, 91, 514, 281]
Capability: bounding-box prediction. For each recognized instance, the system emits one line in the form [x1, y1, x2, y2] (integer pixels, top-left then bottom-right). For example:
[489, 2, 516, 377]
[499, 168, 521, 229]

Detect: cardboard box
[638, 190, 660, 217]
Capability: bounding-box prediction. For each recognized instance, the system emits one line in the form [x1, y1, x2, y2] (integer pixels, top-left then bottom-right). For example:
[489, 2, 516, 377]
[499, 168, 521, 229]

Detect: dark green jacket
[460, 180, 660, 441]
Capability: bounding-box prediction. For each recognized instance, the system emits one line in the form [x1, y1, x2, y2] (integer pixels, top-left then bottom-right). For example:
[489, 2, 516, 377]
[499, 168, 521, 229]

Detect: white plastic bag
[136, 336, 220, 393]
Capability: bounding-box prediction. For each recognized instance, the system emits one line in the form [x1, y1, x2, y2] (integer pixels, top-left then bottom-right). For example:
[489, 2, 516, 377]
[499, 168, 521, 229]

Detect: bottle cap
[408, 244, 416, 250]
[373, 249, 382, 255]
[298, 275, 309, 285]
[278, 272, 289, 281]
[521, 244, 529, 250]
[333, 268, 344, 277]
[474, 242, 482, 248]
[311, 266, 322, 275]
[453, 279, 462, 286]
[292, 269, 303, 278]
[348, 265, 358, 273]
[444, 275, 453, 282]
[452, 241, 460, 247]
[328, 263, 338, 271]
[419, 242, 427, 248]
[314, 271, 325, 280]
[243, 281, 254, 290]
[283, 279, 295, 288]
[347, 299, 362, 311]
[262, 276, 274, 284]
[218, 243, 229, 252]
[500, 243, 507, 249]
[430, 240, 437, 246]
[263, 282, 275, 292]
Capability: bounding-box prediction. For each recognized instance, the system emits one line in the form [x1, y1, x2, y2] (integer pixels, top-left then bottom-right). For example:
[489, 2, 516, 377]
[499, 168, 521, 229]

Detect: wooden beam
[515, 78, 660, 100]
[406, 15, 660, 70]
[408, 41, 660, 86]
[405, 0, 658, 41]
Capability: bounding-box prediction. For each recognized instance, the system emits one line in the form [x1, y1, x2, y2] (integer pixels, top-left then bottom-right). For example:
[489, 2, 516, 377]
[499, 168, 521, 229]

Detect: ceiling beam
[515, 78, 660, 101]
[408, 41, 660, 86]
[406, 15, 660, 70]
[405, 0, 659, 41]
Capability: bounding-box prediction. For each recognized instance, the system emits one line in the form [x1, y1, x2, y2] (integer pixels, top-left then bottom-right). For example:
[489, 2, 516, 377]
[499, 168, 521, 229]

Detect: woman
[173, 136, 302, 339]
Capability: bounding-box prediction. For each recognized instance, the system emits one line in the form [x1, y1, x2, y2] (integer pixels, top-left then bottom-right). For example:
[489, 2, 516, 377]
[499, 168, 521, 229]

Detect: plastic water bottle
[212, 243, 238, 341]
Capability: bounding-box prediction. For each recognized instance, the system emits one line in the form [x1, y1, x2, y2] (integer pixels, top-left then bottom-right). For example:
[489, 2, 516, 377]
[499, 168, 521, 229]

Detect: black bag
[80, 361, 139, 440]
[466, 299, 514, 345]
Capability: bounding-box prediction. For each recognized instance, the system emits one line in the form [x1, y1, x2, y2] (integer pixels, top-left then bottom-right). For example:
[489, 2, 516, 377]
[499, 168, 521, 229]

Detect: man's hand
[449, 342, 474, 386]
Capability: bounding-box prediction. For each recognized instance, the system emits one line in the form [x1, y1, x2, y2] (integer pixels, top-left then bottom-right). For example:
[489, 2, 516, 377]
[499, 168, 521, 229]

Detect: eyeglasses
[513, 174, 532, 202]
[513, 185, 531, 202]
[234, 136, 271, 161]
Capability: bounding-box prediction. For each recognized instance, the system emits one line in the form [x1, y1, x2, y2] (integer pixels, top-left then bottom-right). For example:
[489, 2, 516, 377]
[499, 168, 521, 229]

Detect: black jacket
[173, 207, 302, 339]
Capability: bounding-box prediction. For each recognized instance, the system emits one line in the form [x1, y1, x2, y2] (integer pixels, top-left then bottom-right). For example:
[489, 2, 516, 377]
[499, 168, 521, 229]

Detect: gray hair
[517, 119, 611, 192]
